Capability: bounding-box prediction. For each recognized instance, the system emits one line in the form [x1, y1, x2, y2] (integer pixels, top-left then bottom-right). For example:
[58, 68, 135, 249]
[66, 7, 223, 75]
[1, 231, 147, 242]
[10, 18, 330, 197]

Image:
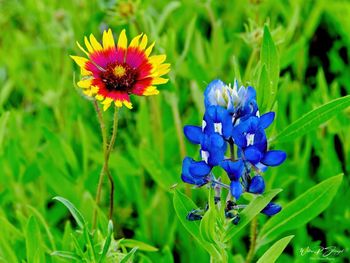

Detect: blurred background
[0, 0, 349, 262]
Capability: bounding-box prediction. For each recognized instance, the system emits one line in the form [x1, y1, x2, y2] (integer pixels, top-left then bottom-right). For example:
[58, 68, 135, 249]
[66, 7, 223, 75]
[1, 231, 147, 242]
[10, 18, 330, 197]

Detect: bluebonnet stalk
[181, 79, 286, 222]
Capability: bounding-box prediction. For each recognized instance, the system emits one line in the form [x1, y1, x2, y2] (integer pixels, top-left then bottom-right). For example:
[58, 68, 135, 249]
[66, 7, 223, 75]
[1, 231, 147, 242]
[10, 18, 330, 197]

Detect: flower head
[71, 29, 170, 110]
[182, 79, 287, 222]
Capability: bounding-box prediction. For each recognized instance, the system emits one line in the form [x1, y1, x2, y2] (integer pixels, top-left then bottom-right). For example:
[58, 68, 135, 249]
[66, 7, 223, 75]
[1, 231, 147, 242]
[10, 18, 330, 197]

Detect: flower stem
[92, 102, 119, 229]
[105, 106, 119, 219]
[245, 216, 258, 263]
[229, 140, 235, 160]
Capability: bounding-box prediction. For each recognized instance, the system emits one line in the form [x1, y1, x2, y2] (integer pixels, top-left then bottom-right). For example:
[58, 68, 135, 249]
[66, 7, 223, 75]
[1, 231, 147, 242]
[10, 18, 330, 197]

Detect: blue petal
[189, 161, 211, 177]
[244, 146, 263, 164]
[207, 147, 225, 166]
[232, 128, 247, 148]
[209, 133, 225, 148]
[204, 79, 226, 108]
[230, 180, 243, 200]
[220, 160, 244, 180]
[184, 125, 203, 144]
[259, 112, 275, 129]
[261, 150, 287, 166]
[248, 175, 265, 194]
[181, 157, 208, 186]
[261, 202, 282, 216]
[246, 86, 257, 101]
[253, 130, 267, 153]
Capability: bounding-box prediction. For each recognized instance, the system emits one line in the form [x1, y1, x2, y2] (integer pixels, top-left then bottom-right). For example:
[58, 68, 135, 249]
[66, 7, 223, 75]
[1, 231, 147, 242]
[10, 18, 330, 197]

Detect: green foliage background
[0, 0, 349, 262]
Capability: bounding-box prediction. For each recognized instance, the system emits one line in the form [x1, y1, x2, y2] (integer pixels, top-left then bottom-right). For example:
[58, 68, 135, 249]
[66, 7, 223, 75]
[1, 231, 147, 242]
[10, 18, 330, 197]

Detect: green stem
[105, 107, 119, 219]
[92, 102, 119, 229]
[245, 216, 258, 263]
[210, 248, 228, 263]
[92, 101, 107, 229]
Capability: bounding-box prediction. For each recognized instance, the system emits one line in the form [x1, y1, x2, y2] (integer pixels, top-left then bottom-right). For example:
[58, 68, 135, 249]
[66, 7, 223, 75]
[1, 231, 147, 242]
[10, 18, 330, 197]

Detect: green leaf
[53, 196, 86, 229]
[0, 111, 10, 154]
[51, 251, 80, 261]
[223, 189, 282, 243]
[199, 188, 217, 243]
[257, 174, 343, 247]
[257, 64, 269, 113]
[156, 1, 182, 34]
[257, 235, 294, 263]
[139, 144, 177, 191]
[120, 247, 138, 263]
[119, 239, 158, 252]
[173, 190, 220, 258]
[98, 220, 114, 263]
[260, 25, 279, 110]
[273, 96, 350, 143]
[25, 216, 44, 263]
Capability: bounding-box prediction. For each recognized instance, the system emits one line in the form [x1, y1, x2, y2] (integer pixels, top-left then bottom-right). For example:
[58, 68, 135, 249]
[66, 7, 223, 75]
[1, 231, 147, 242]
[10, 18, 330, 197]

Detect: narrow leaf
[257, 235, 294, 263]
[223, 189, 282, 242]
[173, 190, 220, 257]
[260, 25, 279, 110]
[273, 96, 350, 143]
[120, 247, 138, 263]
[25, 216, 44, 263]
[51, 251, 81, 261]
[119, 239, 158, 252]
[258, 174, 343, 247]
[53, 196, 86, 229]
[98, 220, 114, 263]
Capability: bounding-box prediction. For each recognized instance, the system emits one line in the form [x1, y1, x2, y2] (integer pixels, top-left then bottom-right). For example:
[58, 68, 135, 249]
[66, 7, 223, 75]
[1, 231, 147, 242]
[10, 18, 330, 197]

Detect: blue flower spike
[181, 79, 287, 223]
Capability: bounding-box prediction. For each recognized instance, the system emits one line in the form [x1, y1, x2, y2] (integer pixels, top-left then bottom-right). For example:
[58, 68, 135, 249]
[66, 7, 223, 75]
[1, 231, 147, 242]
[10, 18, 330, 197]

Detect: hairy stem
[92, 102, 119, 229]
[105, 107, 119, 219]
[245, 216, 258, 263]
[92, 101, 107, 229]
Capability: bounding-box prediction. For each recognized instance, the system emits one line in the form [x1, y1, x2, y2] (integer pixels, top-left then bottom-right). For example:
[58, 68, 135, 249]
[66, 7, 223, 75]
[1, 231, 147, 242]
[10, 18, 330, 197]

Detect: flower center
[100, 63, 138, 92]
[113, 65, 126, 77]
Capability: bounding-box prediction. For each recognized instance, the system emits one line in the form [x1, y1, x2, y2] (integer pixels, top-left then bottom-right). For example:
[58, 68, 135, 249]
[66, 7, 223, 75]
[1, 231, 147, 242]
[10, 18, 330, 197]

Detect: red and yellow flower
[71, 29, 170, 110]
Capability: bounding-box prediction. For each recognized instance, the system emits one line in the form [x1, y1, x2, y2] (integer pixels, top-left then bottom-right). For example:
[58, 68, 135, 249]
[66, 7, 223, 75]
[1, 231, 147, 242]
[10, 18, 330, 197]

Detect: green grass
[0, 0, 349, 262]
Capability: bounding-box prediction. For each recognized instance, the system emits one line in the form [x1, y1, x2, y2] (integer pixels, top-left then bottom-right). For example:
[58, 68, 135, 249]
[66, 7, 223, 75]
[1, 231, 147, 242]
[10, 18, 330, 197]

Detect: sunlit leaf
[258, 174, 343, 247]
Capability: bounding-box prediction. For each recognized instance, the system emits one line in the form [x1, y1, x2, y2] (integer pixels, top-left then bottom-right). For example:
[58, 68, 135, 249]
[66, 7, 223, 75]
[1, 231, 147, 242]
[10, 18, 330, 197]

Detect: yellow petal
[117, 29, 128, 49]
[145, 42, 155, 57]
[114, 100, 123, 107]
[83, 89, 93, 97]
[95, 94, 104, 101]
[129, 33, 143, 48]
[76, 41, 89, 56]
[153, 63, 171, 76]
[91, 86, 99, 94]
[152, 77, 168, 85]
[81, 68, 91, 76]
[70, 55, 88, 68]
[103, 29, 115, 49]
[123, 100, 133, 109]
[77, 79, 92, 88]
[84, 36, 94, 53]
[89, 34, 102, 51]
[139, 34, 148, 50]
[102, 97, 113, 111]
[143, 86, 159, 96]
[149, 55, 166, 66]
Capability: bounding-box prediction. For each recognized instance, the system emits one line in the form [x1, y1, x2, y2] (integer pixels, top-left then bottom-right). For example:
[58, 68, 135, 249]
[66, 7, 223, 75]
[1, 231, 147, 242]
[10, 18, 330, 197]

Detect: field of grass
[0, 0, 349, 262]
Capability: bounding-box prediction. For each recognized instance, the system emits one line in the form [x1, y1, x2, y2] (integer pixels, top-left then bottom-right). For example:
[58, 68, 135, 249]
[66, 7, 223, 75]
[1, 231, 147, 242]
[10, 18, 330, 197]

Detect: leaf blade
[223, 189, 282, 242]
[53, 196, 86, 229]
[273, 96, 350, 143]
[257, 174, 343, 247]
[257, 235, 294, 263]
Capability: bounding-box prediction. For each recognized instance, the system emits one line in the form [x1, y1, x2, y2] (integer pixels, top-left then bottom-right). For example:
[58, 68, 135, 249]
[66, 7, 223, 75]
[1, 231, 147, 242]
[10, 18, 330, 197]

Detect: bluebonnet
[181, 79, 287, 222]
